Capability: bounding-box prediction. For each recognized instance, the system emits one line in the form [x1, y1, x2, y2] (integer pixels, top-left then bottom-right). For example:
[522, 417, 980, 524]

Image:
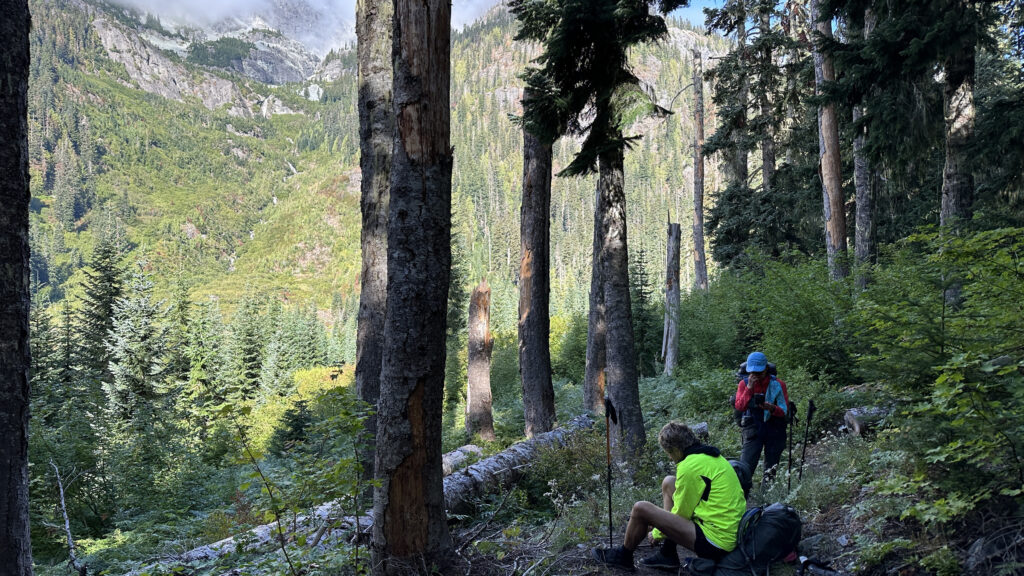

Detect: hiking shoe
[639, 549, 680, 571]
[592, 546, 636, 571]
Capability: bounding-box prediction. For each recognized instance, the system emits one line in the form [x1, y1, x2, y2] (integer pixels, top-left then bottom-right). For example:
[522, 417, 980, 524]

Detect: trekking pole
[798, 399, 816, 481]
[787, 407, 796, 492]
[604, 393, 618, 550]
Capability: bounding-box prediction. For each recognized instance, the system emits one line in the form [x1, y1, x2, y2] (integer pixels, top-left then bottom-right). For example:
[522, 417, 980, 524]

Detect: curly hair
[658, 421, 698, 455]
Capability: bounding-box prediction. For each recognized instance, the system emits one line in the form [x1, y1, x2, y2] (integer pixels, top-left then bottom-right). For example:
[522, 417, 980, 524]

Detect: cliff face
[93, 16, 253, 116]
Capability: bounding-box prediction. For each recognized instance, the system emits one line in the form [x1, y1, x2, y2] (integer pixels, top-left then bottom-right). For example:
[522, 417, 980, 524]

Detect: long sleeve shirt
[734, 374, 789, 421]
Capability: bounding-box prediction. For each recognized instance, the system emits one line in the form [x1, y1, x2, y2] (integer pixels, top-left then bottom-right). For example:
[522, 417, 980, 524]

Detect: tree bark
[373, 0, 453, 571]
[940, 50, 975, 230]
[355, 0, 392, 495]
[518, 113, 555, 437]
[0, 2, 33, 573]
[467, 280, 495, 442]
[852, 105, 873, 288]
[691, 49, 709, 292]
[940, 46, 976, 307]
[726, 0, 749, 191]
[599, 142, 645, 456]
[662, 222, 680, 376]
[811, 0, 848, 280]
[583, 184, 607, 415]
[853, 10, 876, 290]
[759, 10, 775, 196]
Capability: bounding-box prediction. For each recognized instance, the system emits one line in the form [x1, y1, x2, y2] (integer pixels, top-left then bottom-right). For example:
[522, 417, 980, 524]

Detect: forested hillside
[17, 0, 1024, 574]
[25, 1, 733, 573]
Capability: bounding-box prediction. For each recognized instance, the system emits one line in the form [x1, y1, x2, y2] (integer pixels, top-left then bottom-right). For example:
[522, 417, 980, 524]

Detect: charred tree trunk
[0, 2, 33, 573]
[467, 280, 495, 442]
[691, 49, 709, 292]
[811, 0, 848, 280]
[518, 112, 555, 437]
[662, 222, 680, 376]
[583, 184, 607, 415]
[373, 0, 453, 572]
[599, 142, 645, 455]
[355, 0, 393, 494]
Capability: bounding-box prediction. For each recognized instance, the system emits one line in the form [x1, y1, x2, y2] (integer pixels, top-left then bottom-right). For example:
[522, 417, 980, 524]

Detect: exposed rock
[258, 95, 299, 118]
[93, 17, 251, 117]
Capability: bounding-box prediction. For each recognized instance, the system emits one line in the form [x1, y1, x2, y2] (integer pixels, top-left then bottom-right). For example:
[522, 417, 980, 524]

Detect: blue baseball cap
[746, 351, 768, 372]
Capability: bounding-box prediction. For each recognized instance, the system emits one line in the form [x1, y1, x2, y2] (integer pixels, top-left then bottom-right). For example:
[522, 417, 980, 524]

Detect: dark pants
[740, 420, 787, 482]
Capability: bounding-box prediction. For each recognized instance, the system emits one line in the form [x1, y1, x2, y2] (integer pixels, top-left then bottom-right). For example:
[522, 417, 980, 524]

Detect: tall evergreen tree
[105, 260, 168, 422]
[0, 1, 33, 569]
[512, 0, 687, 453]
[77, 238, 124, 386]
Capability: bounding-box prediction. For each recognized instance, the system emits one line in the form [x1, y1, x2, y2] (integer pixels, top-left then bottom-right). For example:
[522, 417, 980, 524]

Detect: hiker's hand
[761, 402, 773, 411]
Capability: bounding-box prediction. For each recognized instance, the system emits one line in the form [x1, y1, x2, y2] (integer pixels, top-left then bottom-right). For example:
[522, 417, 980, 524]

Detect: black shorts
[693, 523, 730, 561]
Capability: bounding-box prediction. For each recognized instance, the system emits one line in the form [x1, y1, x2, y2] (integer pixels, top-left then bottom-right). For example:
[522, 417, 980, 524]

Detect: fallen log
[444, 414, 594, 514]
[442, 444, 484, 476]
[134, 415, 594, 573]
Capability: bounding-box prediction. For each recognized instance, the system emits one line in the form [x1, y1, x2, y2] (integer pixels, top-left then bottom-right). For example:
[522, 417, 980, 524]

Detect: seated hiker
[593, 421, 746, 571]
[734, 351, 790, 484]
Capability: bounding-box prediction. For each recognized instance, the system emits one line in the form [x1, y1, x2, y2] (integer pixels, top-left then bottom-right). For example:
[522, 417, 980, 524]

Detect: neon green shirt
[651, 452, 746, 551]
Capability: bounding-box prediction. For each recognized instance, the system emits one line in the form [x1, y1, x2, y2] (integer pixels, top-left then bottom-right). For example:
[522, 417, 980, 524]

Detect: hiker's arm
[767, 378, 790, 419]
[734, 380, 752, 411]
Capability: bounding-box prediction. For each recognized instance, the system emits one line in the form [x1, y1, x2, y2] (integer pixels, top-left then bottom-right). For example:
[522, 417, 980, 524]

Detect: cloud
[452, 0, 501, 29]
[110, 0, 501, 52]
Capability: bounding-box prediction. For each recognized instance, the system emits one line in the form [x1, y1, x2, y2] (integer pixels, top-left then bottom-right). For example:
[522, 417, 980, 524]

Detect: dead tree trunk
[691, 49, 709, 292]
[466, 279, 495, 442]
[599, 141, 645, 456]
[583, 184, 607, 415]
[0, 2, 33, 573]
[373, 0, 453, 571]
[355, 0, 393, 494]
[662, 222, 681, 376]
[518, 109, 555, 437]
[811, 0, 848, 280]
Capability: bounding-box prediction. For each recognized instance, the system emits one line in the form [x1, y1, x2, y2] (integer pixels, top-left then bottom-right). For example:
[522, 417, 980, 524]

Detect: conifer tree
[78, 238, 124, 386]
[105, 260, 168, 422]
[511, 0, 687, 453]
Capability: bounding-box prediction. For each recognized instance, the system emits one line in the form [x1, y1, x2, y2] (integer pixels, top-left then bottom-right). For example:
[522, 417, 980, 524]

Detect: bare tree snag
[51, 461, 88, 576]
[519, 107, 556, 437]
[355, 0, 393, 496]
[598, 142, 645, 456]
[467, 279, 496, 442]
[584, 185, 607, 415]
[0, 2, 33, 573]
[373, 0, 453, 571]
[759, 9, 775, 197]
[691, 49, 709, 292]
[811, 0, 848, 280]
[663, 222, 681, 376]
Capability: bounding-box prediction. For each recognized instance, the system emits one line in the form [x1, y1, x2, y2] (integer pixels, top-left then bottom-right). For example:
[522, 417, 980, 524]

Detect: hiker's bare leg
[624, 501, 696, 551]
[661, 475, 675, 510]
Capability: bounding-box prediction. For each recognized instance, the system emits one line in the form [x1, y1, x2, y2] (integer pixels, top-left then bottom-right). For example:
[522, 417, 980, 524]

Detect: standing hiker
[593, 421, 746, 571]
[735, 351, 790, 484]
